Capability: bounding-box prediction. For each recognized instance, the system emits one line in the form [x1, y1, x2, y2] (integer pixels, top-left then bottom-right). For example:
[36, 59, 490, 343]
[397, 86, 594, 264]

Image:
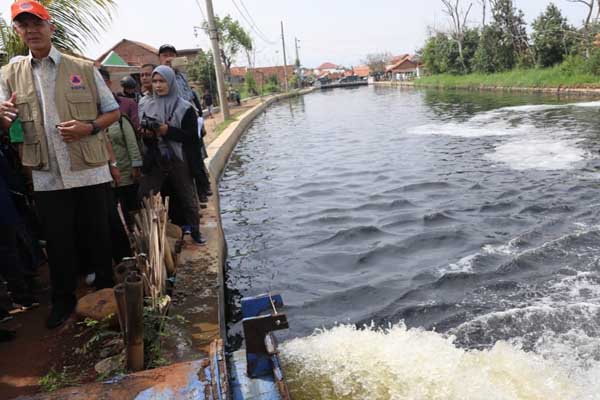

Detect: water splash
[280, 323, 599, 400]
[486, 138, 586, 170]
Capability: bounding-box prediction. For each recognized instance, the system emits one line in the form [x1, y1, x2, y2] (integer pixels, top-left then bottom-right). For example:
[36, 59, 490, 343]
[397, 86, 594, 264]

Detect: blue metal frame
[241, 293, 285, 378]
[241, 293, 283, 319]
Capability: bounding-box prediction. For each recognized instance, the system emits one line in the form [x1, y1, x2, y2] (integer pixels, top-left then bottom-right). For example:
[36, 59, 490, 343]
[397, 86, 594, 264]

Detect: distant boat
[318, 76, 368, 90]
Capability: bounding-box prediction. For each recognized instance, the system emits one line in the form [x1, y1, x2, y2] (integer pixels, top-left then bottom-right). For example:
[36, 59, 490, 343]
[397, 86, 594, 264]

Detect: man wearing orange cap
[0, 1, 121, 328]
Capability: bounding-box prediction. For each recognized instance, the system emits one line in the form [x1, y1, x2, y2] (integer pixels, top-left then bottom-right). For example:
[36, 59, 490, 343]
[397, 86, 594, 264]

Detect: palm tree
[1, 0, 116, 65]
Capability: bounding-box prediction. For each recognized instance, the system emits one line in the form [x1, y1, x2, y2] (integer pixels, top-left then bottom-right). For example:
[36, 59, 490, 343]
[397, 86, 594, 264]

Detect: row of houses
[72, 38, 425, 93]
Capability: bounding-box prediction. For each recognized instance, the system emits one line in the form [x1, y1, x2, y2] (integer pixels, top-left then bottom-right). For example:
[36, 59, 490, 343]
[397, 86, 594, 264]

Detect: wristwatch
[89, 121, 101, 135]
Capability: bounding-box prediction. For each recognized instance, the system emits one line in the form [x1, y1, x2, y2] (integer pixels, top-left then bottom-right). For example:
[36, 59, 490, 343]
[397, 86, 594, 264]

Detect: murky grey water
[221, 87, 600, 368]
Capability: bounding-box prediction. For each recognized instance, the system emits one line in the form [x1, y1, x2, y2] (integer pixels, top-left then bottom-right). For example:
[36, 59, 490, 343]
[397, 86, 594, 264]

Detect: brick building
[95, 39, 203, 92]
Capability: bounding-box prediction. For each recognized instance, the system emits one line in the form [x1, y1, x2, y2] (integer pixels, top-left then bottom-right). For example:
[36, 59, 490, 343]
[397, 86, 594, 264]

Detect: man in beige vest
[0, 1, 120, 329]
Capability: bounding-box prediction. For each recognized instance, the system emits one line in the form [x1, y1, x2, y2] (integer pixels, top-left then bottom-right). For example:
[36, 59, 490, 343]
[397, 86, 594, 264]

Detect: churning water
[220, 87, 600, 399]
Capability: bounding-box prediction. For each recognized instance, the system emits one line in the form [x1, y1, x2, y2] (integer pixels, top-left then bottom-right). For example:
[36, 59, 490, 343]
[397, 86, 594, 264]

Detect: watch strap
[90, 121, 101, 135]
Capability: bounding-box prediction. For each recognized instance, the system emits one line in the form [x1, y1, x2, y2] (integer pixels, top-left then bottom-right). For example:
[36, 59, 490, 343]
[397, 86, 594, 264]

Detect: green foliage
[188, 50, 217, 98]
[416, 65, 600, 88]
[75, 316, 119, 356]
[423, 29, 479, 75]
[244, 70, 258, 96]
[39, 367, 80, 392]
[532, 3, 577, 67]
[289, 74, 299, 89]
[143, 307, 189, 370]
[202, 15, 252, 77]
[1, 0, 117, 64]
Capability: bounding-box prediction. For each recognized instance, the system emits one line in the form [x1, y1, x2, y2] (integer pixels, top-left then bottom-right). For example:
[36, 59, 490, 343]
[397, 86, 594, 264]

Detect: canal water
[220, 87, 600, 399]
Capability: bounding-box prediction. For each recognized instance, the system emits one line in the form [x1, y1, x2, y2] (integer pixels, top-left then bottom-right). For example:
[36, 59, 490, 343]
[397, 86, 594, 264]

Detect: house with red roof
[385, 55, 423, 81]
[313, 62, 345, 76]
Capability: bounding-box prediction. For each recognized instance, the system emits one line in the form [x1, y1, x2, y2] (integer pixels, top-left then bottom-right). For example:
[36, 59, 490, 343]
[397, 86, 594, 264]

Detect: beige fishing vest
[1, 54, 109, 171]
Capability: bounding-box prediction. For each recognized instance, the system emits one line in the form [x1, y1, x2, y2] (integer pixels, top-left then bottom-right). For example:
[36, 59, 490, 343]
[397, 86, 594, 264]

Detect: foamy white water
[407, 121, 532, 138]
[280, 323, 600, 400]
[486, 139, 586, 170]
[407, 98, 598, 170]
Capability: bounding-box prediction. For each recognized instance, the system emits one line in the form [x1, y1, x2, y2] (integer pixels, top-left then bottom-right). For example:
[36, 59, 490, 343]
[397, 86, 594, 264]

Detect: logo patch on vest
[69, 74, 86, 90]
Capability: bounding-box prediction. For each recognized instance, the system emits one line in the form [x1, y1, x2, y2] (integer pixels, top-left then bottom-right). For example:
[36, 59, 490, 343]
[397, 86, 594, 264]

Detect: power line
[237, 0, 275, 44]
[193, 0, 207, 23]
[230, 0, 276, 45]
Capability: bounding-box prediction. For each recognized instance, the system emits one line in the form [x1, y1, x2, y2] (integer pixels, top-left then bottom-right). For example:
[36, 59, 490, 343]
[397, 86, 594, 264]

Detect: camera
[140, 115, 161, 132]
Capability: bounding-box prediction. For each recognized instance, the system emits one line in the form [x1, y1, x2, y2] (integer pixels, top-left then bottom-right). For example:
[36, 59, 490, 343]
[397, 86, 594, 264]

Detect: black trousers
[107, 186, 132, 265]
[138, 157, 199, 228]
[35, 183, 113, 306]
[0, 224, 26, 296]
[194, 161, 211, 198]
[114, 183, 139, 228]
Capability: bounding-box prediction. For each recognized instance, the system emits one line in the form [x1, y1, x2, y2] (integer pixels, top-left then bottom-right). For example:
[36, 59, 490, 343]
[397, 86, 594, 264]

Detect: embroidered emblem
[70, 74, 83, 87]
[20, 3, 33, 10]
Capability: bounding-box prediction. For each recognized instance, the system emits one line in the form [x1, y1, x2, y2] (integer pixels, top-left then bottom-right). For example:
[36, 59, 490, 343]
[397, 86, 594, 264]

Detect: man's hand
[157, 124, 168, 136]
[1, 92, 18, 125]
[110, 164, 121, 186]
[57, 120, 93, 143]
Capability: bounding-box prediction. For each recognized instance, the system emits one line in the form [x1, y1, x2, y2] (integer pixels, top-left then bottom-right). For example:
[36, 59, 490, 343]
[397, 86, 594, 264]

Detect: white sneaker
[85, 273, 96, 286]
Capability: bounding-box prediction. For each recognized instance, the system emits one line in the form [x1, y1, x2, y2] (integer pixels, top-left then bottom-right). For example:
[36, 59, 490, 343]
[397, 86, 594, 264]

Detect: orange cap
[11, 0, 51, 22]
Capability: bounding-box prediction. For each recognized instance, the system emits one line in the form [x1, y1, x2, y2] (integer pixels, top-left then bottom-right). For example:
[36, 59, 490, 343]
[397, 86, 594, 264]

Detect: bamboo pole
[125, 272, 144, 371]
[114, 283, 127, 342]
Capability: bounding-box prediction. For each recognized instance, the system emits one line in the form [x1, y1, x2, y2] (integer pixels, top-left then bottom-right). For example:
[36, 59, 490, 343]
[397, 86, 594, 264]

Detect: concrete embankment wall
[373, 80, 600, 97]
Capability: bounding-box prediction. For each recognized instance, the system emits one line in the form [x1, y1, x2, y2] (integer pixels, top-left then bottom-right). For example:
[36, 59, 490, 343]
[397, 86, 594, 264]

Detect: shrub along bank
[416, 65, 600, 89]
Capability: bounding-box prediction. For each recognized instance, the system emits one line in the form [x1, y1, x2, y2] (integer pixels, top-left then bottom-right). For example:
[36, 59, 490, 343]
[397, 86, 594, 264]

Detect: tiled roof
[353, 65, 370, 77]
[317, 62, 337, 70]
[386, 55, 421, 72]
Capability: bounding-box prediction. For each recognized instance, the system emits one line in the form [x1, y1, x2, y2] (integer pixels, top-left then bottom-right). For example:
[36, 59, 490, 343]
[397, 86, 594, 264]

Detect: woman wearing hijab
[138, 65, 205, 245]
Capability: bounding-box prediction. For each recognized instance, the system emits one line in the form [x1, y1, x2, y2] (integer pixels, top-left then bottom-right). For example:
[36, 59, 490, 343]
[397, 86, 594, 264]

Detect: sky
[2, 0, 593, 68]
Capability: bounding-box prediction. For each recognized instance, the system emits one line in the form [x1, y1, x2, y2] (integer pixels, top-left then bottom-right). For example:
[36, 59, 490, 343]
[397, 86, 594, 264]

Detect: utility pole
[294, 37, 300, 66]
[205, 0, 230, 120]
[294, 37, 301, 89]
[280, 21, 289, 92]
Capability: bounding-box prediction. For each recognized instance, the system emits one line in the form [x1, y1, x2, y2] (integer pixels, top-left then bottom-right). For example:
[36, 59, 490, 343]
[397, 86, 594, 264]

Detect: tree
[473, 24, 504, 72]
[476, 0, 487, 26]
[567, 0, 594, 57]
[532, 3, 577, 67]
[188, 49, 218, 98]
[362, 52, 392, 76]
[422, 28, 479, 74]
[202, 15, 253, 81]
[244, 70, 258, 95]
[441, 0, 473, 72]
[0, 0, 116, 64]
[475, 0, 530, 71]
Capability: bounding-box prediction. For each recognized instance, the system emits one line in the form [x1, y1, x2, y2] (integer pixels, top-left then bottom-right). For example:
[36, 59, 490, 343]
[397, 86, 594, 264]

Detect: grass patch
[416, 67, 600, 89]
[215, 117, 238, 135]
[39, 367, 80, 392]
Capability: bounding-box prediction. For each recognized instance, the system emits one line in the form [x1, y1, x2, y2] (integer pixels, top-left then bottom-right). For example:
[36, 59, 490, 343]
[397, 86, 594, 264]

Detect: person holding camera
[138, 65, 205, 245]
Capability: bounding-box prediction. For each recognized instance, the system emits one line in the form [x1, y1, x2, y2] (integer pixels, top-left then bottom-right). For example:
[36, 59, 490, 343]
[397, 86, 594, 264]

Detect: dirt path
[203, 98, 262, 145]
